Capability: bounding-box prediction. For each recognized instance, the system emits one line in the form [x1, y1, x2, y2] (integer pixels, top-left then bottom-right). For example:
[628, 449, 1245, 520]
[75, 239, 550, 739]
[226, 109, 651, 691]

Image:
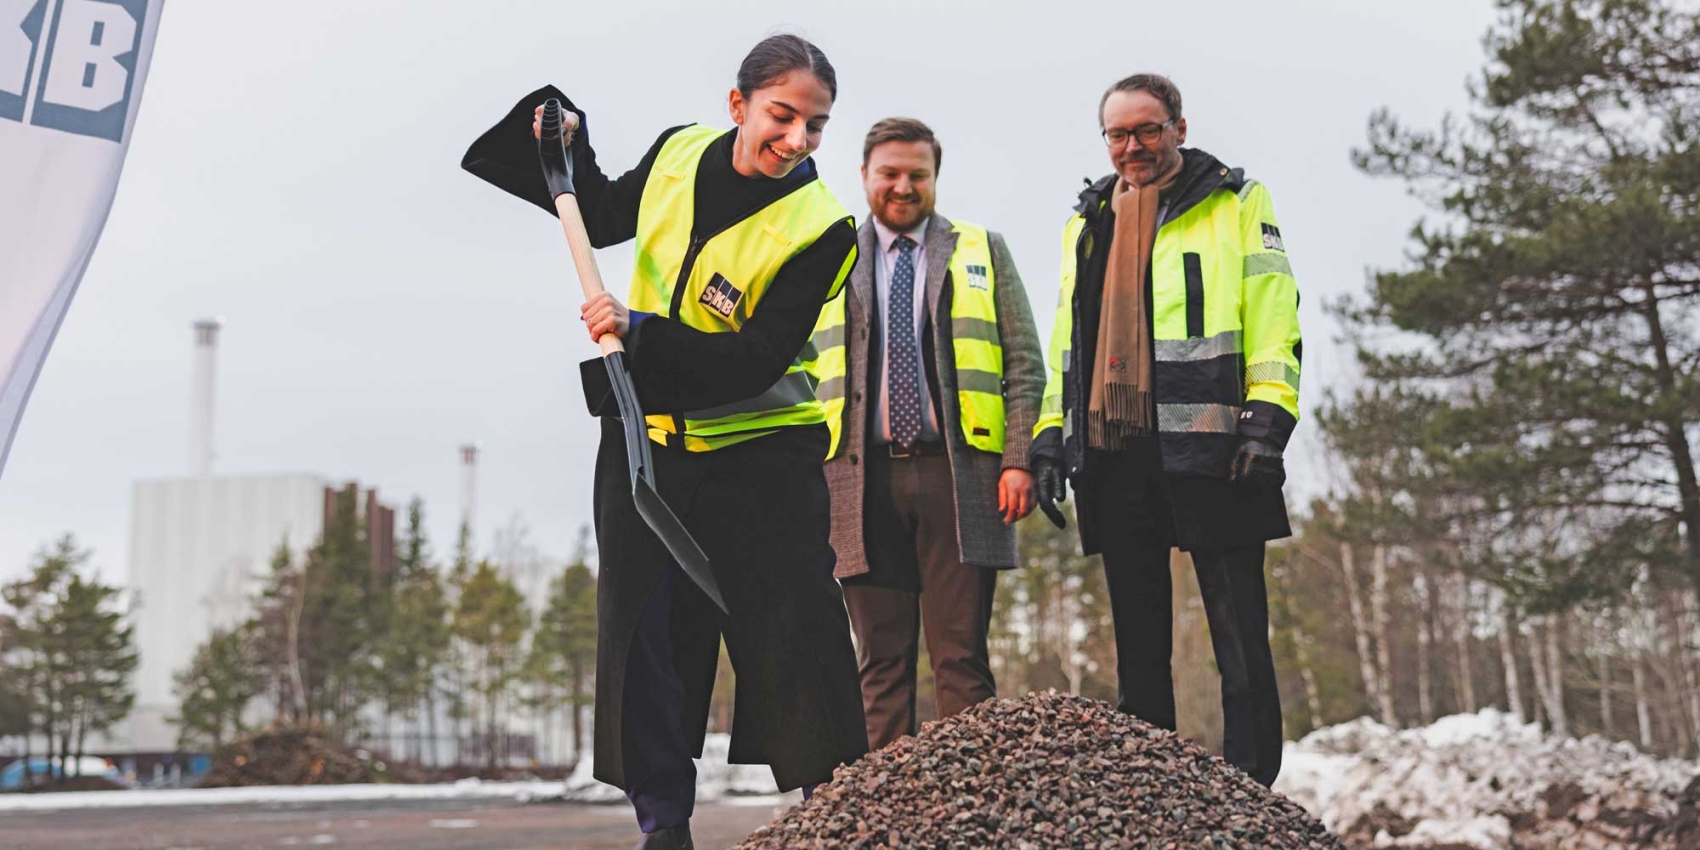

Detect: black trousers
[1089, 447, 1284, 786]
[591, 422, 867, 807]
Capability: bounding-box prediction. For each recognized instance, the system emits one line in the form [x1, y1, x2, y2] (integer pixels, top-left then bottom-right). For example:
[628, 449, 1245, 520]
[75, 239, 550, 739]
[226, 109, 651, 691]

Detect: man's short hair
[862, 117, 942, 175]
[1099, 73, 1183, 125]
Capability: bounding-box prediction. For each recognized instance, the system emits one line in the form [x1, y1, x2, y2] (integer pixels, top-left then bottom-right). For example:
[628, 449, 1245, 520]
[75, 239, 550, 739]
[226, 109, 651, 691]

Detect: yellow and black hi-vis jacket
[629, 125, 855, 452]
[1033, 149, 1302, 479]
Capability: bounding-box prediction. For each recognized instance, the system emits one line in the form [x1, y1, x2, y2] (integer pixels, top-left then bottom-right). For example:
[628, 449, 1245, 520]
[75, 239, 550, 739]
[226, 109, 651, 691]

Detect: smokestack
[189, 317, 224, 476]
[459, 443, 479, 539]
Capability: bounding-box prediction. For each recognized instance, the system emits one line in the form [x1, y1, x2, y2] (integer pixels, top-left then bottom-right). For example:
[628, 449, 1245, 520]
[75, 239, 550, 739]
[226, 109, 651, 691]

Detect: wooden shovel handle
[550, 193, 623, 357]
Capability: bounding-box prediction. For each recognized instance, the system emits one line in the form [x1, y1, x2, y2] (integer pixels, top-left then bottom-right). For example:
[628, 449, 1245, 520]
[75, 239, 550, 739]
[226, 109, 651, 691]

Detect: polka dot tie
[889, 236, 921, 448]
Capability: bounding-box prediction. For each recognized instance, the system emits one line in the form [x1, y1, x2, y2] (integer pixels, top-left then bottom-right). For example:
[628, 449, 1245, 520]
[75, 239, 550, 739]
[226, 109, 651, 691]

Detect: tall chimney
[189, 317, 224, 476]
[459, 443, 479, 540]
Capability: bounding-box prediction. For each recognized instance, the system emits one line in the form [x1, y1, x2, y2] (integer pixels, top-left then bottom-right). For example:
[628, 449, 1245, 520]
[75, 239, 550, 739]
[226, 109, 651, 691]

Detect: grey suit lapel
[851, 220, 879, 430]
[923, 213, 957, 320]
[923, 214, 960, 428]
[851, 220, 878, 316]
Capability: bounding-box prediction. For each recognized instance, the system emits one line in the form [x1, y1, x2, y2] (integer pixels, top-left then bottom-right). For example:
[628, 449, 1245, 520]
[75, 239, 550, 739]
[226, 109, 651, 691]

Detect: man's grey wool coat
[825, 213, 1047, 578]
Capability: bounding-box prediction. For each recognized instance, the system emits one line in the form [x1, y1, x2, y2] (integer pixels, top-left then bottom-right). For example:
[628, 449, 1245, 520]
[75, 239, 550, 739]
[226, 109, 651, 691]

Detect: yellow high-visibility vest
[805, 219, 1006, 459]
[630, 125, 854, 452]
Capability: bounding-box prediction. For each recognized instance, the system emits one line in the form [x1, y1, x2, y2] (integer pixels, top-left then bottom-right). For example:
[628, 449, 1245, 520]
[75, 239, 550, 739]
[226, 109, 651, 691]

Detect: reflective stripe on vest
[802, 293, 849, 455]
[808, 218, 1006, 458]
[631, 125, 854, 452]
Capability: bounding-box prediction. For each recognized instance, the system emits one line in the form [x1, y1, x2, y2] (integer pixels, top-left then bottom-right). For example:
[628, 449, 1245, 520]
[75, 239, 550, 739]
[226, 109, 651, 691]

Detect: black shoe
[634, 823, 693, 850]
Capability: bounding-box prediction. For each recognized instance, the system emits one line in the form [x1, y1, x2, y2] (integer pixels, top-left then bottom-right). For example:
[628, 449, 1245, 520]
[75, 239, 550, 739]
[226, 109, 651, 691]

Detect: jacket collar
[854, 213, 957, 319]
[1075, 148, 1245, 227]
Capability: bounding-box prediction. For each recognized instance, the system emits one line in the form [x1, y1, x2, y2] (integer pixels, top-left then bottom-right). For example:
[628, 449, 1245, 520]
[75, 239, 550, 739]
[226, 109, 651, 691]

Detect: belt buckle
[887, 443, 916, 459]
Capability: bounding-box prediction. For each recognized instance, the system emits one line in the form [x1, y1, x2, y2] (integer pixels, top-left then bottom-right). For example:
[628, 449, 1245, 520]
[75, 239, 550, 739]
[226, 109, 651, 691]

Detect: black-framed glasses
[1102, 120, 1175, 148]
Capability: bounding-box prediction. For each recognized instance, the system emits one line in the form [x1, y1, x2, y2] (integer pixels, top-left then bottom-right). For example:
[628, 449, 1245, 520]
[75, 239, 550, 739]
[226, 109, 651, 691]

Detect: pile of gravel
[737, 690, 1343, 849]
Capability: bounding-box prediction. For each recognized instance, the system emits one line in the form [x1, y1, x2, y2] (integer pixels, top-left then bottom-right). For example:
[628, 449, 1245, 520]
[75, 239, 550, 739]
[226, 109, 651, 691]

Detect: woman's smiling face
[728, 70, 835, 179]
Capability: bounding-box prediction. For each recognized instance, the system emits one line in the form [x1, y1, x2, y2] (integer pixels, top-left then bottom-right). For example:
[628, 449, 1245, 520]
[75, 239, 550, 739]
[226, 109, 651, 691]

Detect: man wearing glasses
[1030, 73, 1302, 786]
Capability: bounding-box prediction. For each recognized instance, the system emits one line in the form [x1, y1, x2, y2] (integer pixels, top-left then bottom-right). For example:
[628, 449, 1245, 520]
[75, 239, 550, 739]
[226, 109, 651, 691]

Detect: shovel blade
[633, 478, 729, 615]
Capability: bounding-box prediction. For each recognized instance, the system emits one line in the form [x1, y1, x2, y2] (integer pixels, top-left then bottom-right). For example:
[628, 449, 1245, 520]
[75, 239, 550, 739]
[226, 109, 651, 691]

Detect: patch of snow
[694, 734, 782, 800]
[1274, 748, 1356, 817]
[1275, 709, 1697, 849]
[722, 794, 791, 808]
[0, 780, 566, 812]
[557, 747, 624, 804]
[0, 727, 788, 815]
[427, 819, 477, 829]
[1414, 708, 1537, 749]
[558, 732, 780, 805]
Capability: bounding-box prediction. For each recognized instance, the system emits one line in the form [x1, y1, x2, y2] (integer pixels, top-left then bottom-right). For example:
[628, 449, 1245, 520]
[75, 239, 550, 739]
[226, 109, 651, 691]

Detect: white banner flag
[0, 0, 163, 476]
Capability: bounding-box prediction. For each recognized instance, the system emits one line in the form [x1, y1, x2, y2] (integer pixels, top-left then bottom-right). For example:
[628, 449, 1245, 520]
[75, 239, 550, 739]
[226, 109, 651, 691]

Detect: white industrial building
[116, 319, 398, 754]
[122, 473, 333, 751]
[107, 318, 569, 769]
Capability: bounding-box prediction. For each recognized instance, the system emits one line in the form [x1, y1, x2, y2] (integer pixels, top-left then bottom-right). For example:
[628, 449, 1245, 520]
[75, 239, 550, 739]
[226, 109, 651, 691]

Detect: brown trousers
[841, 450, 998, 751]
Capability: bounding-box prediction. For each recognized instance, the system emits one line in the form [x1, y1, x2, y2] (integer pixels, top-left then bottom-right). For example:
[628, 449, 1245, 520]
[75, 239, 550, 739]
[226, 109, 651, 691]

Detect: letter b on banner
[0, 0, 146, 142]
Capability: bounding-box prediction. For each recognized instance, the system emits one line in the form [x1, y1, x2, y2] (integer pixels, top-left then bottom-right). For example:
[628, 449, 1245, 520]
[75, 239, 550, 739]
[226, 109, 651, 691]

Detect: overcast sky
[0, 0, 1500, 586]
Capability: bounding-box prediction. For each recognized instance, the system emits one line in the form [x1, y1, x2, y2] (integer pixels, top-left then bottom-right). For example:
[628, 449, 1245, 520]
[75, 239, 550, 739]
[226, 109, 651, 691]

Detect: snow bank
[558, 732, 782, 804]
[0, 778, 565, 812]
[0, 733, 786, 813]
[1274, 709, 1699, 849]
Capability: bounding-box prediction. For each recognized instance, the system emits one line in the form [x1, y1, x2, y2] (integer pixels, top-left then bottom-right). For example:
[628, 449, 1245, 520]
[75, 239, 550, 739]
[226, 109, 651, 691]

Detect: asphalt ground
[0, 796, 793, 850]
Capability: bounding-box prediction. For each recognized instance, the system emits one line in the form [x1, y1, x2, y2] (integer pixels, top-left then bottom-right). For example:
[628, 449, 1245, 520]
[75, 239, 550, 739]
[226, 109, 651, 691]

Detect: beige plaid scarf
[1086, 163, 1180, 449]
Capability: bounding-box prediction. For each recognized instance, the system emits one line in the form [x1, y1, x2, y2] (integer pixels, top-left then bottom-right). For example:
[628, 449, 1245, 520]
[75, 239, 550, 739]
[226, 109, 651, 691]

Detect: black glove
[1033, 456, 1068, 529]
[1228, 436, 1286, 488]
[1230, 401, 1292, 488]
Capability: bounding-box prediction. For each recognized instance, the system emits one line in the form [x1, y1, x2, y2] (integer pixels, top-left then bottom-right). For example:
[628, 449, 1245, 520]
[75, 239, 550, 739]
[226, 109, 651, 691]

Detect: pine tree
[380, 551, 449, 763]
[172, 624, 263, 750]
[373, 498, 444, 759]
[298, 484, 376, 739]
[54, 572, 137, 772]
[1346, 0, 1700, 603]
[452, 561, 529, 773]
[1, 536, 135, 783]
[248, 540, 306, 723]
[532, 552, 597, 759]
[0, 662, 27, 748]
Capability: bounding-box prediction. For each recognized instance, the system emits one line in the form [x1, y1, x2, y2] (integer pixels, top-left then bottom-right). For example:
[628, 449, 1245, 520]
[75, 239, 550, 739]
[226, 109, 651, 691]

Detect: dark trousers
[841, 450, 998, 751]
[622, 565, 695, 833]
[622, 545, 834, 834]
[1091, 448, 1284, 786]
[594, 420, 867, 830]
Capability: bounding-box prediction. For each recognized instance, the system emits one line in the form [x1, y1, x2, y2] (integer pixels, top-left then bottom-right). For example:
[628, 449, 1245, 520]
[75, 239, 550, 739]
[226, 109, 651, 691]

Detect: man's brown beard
[879, 196, 930, 227]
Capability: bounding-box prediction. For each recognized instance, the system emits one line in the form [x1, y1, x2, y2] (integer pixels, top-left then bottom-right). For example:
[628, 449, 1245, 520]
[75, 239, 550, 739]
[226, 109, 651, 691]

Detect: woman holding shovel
[462, 34, 867, 850]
